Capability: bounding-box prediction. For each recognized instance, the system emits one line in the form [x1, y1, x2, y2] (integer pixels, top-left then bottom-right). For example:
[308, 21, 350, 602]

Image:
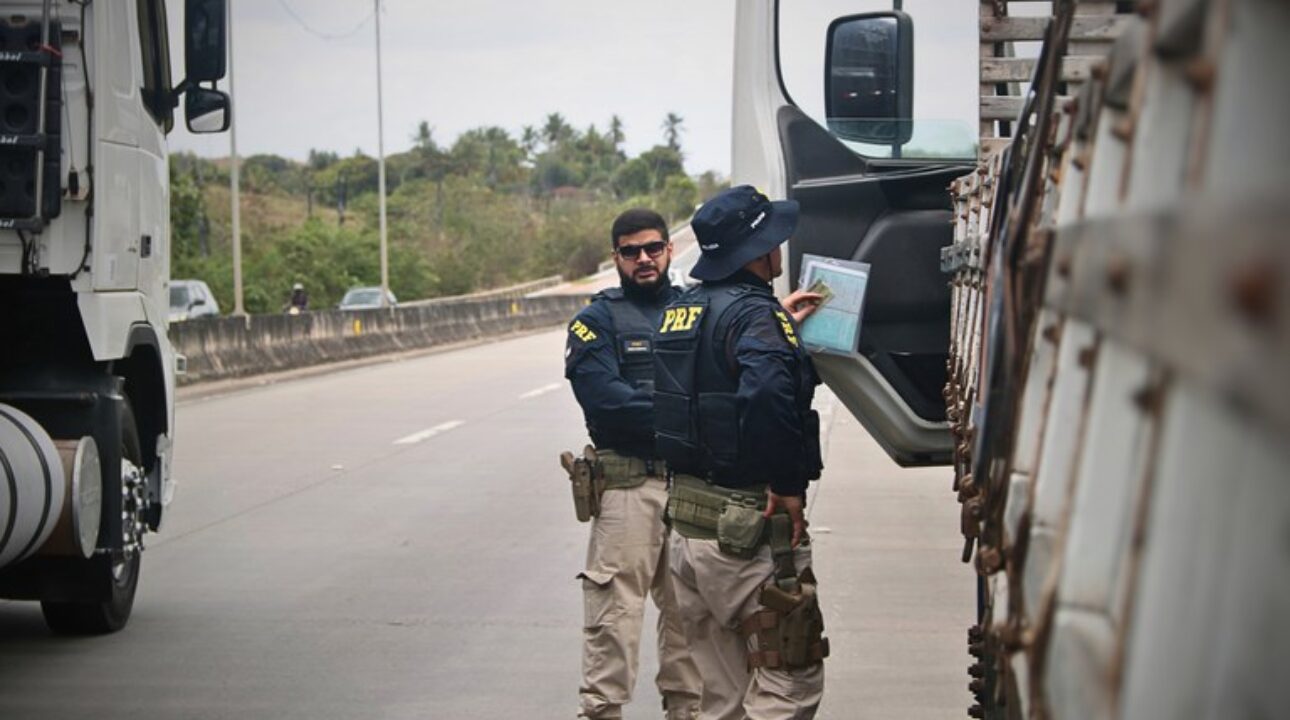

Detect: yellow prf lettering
[660, 308, 678, 333]
[773, 310, 800, 347]
[570, 320, 598, 342]
[686, 306, 703, 328]
[661, 306, 704, 333]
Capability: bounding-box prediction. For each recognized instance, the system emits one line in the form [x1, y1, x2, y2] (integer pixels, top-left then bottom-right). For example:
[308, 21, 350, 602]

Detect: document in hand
[797, 254, 871, 354]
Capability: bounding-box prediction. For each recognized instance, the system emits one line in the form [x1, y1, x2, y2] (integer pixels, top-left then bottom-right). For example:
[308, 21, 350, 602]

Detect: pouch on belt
[716, 492, 767, 559]
[669, 475, 773, 548]
[559, 445, 604, 522]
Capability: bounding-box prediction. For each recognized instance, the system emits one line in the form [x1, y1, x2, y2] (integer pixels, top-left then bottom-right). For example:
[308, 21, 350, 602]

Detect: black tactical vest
[653, 283, 822, 486]
[596, 287, 658, 392]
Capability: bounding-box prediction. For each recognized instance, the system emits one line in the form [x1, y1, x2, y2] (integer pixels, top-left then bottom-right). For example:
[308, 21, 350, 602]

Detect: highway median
[169, 282, 588, 385]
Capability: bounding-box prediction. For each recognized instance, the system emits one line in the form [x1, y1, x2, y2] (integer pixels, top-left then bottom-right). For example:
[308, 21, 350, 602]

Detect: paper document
[797, 254, 871, 353]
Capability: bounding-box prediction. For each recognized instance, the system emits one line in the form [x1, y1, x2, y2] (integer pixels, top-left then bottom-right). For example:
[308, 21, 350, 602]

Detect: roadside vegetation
[171, 112, 728, 314]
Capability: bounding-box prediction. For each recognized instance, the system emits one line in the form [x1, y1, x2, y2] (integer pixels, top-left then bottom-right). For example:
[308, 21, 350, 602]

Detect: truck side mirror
[186, 87, 230, 133]
[824, 11, 914, 146]
[186, 0, 228, 83]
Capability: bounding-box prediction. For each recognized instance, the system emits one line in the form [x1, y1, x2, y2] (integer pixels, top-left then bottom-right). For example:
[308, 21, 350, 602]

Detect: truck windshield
[778, 0, 979, 160]
[170, 286, 191, 309]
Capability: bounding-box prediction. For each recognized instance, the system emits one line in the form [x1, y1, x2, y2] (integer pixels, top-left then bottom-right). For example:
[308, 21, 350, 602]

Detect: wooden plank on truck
[980, 15, 1131, 42]
[980, 1, 1001, 139]
[1070, 1, 1119, 57]
[981, 56, 1099, 83]
[981, 94, 1073, 120]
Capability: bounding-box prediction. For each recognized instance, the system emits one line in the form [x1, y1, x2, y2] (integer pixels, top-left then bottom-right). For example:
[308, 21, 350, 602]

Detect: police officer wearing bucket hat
[565, 208, 703, 720]
[653, 185, 828, 720]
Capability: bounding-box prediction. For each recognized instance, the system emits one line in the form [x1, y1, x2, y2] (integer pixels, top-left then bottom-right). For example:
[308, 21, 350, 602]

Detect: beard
[617, 260, 670, 292]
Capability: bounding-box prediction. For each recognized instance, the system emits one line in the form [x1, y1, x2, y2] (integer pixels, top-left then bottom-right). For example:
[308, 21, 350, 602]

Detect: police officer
[653, 186, 827, 720]
[565, 208, 702, 720]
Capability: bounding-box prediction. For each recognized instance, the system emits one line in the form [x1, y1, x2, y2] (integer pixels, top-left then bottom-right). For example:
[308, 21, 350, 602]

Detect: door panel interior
[777, 105, 969, 462]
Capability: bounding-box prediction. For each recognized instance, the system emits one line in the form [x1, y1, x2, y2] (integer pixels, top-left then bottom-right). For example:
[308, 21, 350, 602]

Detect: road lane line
[393, 420, 465, 445]
[519, 382, 562, 400]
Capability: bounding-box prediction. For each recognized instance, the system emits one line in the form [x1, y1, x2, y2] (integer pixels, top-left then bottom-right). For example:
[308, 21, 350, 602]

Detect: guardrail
[169, 293, 590, 385]
[400, 274, 564, 306]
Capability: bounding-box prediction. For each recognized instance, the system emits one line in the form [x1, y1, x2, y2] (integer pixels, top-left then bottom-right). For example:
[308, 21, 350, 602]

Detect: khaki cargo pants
[669, 536, 824, 720]
[578, 455, 702, 719]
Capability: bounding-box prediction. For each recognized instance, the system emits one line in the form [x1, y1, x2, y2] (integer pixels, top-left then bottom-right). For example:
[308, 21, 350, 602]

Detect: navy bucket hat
[689, 185, 799, 282]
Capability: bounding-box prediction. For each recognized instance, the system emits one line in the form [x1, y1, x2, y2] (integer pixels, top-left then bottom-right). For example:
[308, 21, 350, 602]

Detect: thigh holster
[740, 567, 830, 671]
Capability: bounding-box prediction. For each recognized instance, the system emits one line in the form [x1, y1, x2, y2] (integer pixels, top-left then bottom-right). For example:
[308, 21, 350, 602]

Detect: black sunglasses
[616, 240, 668, 261]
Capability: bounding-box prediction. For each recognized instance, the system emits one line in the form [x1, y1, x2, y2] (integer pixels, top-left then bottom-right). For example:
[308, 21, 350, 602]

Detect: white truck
[736, 1, 1287, 717]
[0, 0, 229, 633]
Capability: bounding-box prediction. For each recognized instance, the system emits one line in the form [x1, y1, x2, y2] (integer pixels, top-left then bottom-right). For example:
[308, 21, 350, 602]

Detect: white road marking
[519, 382, 562, 400]
[393, 420, 465, 445]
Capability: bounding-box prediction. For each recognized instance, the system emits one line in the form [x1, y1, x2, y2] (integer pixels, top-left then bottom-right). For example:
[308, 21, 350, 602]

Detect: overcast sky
[169, 0, 738, 175]
[168, 1, 982, 176]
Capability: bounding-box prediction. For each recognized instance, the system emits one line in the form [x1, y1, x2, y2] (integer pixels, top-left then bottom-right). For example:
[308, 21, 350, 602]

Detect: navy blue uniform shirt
[564, 282, 681, 458]
[716, 270, 820, 496]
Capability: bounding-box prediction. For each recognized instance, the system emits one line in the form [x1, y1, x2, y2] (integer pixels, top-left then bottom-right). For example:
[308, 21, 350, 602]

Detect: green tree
[696, 170, 729, 202]
[532, 154, 582, 196]
[167, 110, 732, 311]
[307, 148, 339, 171]
[611, 157, 653, 198]
[542, 112, 574, 150]
[413, 121, 434, 150]
[242, 154, 305, 195]
[520, 125, 539, 161]
[639, 145, 685, 186]
[612, 145, 684, 198]
[658, 174, 698, 223]
[169, 160, 205, 263]
[450, 126, 525, 189]
[608, 114, 625, 149]
[312, 153, 379, 213]
[662, 112, 684, 153]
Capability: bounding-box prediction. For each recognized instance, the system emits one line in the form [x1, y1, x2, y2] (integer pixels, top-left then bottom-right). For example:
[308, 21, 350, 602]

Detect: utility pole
[229, 0, 245, 316]
[374, 0, 390, 307]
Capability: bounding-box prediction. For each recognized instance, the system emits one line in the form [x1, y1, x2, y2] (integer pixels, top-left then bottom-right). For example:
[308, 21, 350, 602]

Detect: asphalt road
[0, 328, 973, 719]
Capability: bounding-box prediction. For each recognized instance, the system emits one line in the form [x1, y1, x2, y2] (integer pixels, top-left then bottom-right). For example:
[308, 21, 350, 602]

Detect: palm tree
[609, 115, 625, 149]
[412, 120, 435, 151]
[542, 112, 573, 150]
[520, 125, 539, 161]
[662, 112, 684, 152]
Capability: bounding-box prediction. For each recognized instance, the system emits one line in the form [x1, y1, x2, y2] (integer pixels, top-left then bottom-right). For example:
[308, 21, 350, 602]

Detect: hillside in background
[171, 112, 727, 314]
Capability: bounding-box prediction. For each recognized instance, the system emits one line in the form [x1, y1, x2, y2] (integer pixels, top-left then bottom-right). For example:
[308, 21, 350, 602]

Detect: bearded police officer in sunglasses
[654, 186, 827, 720]
[564, 208, 702, 720]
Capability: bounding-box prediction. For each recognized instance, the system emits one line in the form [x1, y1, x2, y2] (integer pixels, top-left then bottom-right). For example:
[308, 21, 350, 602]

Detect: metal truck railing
[944, 1, 1289, 718]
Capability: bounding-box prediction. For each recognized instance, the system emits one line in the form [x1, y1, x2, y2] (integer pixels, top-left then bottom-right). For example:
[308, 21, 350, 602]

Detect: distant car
[338, 286, 398, 310]
[169, 279, 220, 322]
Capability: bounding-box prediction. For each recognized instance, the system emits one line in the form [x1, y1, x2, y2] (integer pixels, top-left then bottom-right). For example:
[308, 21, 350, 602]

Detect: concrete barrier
[169, 294, 590, 385]
[401, 274, 563, 306]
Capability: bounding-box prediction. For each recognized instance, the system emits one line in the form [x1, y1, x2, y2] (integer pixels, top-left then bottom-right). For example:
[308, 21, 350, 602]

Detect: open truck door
[733, 0, 978, 466]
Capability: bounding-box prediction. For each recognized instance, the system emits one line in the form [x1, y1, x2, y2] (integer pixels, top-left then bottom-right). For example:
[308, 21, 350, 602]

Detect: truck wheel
[40, 403, 144, 635]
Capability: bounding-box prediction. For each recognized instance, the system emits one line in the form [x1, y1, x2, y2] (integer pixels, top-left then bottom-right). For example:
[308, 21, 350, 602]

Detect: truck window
[137, 0, 175, 132]
[778, 0, 978, 159]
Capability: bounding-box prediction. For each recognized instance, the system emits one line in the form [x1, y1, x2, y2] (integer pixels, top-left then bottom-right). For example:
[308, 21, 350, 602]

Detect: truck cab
[0, 0, 229, 634]
[733, 0, 978, 466]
